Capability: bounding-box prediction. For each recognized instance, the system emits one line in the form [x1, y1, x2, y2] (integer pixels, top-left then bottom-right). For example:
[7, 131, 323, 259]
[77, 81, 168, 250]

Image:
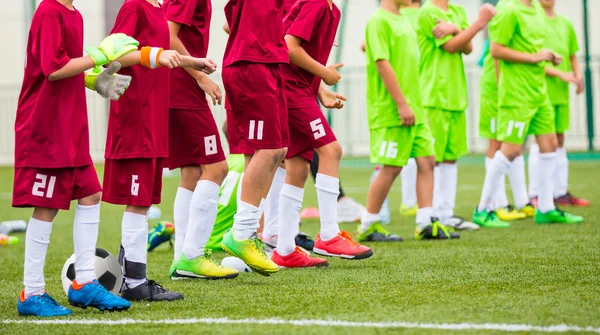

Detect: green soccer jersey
[416, 2, 469, 112]
[401, 7, 420, 30]
[365, 8, 424, 129]
[206, 154, 245, 250]
[489, 0, 548, 108]
[544, 14, 579, 105]
[480, 0, 513, 99]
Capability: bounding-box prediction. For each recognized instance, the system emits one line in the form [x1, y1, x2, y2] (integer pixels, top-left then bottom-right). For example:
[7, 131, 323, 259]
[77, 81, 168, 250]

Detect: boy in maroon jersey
[163, 0, 238, 280]
[104, 0, 216, 301]
[219, 0, 290, 276]
[270, 0, 373, 268]
[13, 0, 138, 317]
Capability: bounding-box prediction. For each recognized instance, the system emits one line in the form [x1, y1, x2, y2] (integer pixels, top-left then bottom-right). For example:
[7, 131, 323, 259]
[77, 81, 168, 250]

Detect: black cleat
[121, 280, 184, 302]
[295, 232, 315, 251]
[415, 219, 460, 240]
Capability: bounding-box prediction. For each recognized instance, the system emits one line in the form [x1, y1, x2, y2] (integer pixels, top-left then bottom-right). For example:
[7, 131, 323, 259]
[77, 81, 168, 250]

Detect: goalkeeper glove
[85, 62, 132, 101]
[85, 33, 139, 67]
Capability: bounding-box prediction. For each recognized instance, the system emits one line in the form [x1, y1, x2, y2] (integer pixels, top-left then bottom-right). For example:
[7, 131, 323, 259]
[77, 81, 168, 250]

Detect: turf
[1, 160, 599, 334]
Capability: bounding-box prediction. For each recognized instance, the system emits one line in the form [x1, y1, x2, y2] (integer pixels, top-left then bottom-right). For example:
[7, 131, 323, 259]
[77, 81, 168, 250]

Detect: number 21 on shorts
[506, 120, 525, 139]
[379, 141, 398, 159]
[32, 174, 56, 198]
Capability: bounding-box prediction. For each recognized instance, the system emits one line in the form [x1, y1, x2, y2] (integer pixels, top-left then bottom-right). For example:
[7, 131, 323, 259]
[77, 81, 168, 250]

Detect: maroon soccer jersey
[14, 0, 91, 169]
[223, 0, 288, 67]
[164, 0, 211, 110]
[283, 0, 297, 15]
[107, 0, 171, 159]
[283, 0, 340, 108]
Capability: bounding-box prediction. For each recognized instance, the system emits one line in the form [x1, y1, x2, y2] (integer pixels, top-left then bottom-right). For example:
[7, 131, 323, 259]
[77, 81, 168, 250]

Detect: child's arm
[318, 84, 346, 109]
[376, 60, 414, 126]
[48, 57, 96, 81]
[168, 21, 222, 104]
[571, 54, 584, 94]
[285, 35, 343, 86]
[437, 4, 496, 54]
[491, 43, 557, 65]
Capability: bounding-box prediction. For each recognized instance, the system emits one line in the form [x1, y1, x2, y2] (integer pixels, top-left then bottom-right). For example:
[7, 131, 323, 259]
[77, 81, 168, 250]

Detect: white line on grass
[3, 318, 600, 333]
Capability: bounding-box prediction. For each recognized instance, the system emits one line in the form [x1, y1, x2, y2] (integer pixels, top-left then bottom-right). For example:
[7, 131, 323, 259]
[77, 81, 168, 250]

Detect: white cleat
[336, 197, 365, 224]
[442, 216, 480, 231]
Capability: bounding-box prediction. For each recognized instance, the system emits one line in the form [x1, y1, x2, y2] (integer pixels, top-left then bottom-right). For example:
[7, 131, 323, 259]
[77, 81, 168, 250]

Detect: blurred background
[0, 0, 599, 165]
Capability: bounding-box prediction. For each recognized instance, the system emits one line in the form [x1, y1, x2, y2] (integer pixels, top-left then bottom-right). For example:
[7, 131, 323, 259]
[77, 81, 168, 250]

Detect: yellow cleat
[399, 204, 418, 216]
[519, 203, 536, 218]
[496, 206, 527, 221]
[221, 230, 278, 276]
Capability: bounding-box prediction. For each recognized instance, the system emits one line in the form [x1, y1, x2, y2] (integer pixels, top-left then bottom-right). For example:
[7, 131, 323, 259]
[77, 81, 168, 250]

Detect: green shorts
[427, 108, 468, 162]
[479, 96, 498, 139]
[554, 104, 570, 134]
[369, 123, 435, 167]
[497, 103, 556, 144]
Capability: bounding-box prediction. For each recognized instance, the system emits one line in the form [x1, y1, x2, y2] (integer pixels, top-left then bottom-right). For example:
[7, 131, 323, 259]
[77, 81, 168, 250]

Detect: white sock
[233, 200, 260, 240]
[182, 180, 220, 260]
[437, 163, 457, 221]
[23, 217, 53, 298]
[73, 204, 100, 284]
[416, 207, 433, 229]
[528, 142, 540, 198]
[554, 147, 568, 198]
[173, 187, 193, 260]
[360, 211, 381, 232]
[487, 156, 509, 209]
[508, 155, 529, 209]
[121, 212, 148, 288]
[263, 167, 286, 238]
[276, 184, 303, 256]
[538, 152, 557, 213]
[401, 158, 417, 207]
[315, 173, 341, 241]
[433, 166, 442, 217]
[478, 151, 511, 211]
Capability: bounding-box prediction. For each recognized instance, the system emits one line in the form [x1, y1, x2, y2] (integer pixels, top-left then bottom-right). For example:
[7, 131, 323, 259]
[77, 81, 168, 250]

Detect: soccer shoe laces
[373, 223, 393, 237]
[339, 231, 360, 247]
[505, 205, 517, 212]
[430, 221, 451, 238]
[37, 293, 62, 307]
[250, 235, 269, 260]
[203, 250, 225, 267]
[147, 280, 168, 296]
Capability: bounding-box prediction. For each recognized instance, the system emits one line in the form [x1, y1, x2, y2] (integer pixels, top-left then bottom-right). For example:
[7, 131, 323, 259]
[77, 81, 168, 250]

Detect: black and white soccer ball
[61, 248, 123, 295]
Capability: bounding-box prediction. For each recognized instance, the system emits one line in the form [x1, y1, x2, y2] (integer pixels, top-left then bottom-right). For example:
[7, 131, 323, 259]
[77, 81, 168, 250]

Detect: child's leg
[276, 157, 309, 256]
[121, 205, 150, 289]
[362, 165, 402, 231]
[400, 158, 417, 208]
[24, 207, 58, 297]
[73, 192, 102, 284]
[314, 142, 343, 240]
[173, 167, 200, 260]
[415, 156, 435, 229]
[262, 164, 286, 239]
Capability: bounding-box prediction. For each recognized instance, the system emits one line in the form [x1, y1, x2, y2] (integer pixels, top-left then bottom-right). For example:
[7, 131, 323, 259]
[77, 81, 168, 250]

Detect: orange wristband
[140, 47, 164, 69]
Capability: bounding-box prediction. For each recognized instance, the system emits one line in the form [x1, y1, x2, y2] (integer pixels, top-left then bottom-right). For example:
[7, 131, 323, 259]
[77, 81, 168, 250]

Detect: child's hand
[159, 50, 182, 68]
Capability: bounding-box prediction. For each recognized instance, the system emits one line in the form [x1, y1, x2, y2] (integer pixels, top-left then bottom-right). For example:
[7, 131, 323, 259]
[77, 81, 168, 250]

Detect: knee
[203, 160, 229, 185]
[556, 133, 565, 147]
[382, 165, 402, 179]
[319, 142, 343, 162]
[180, 167, 201, 190]
[417, 156, 435, 173]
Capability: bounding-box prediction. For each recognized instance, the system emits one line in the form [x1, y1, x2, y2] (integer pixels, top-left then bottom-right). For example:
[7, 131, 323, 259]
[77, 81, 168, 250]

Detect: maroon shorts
[13, 165, 101, 210]
[102, 158, 164, 207]
[168, 108, 226, 169]
[222, 63, 289, 154]
[286, 105, 337, 162]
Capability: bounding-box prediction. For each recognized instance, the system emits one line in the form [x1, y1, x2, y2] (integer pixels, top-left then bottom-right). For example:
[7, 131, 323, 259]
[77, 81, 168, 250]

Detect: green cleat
[170, 250, 239, 280]
[357, 222, 403, 242]
[169, 259, 177, 278]
[535, 209, 584, 225]
[414, 220, 460, 240]
[472, 208, 510, 228]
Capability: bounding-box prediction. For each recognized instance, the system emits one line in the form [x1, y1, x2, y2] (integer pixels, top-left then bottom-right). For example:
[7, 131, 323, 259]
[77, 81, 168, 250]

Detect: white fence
[1, 61, 599, 166]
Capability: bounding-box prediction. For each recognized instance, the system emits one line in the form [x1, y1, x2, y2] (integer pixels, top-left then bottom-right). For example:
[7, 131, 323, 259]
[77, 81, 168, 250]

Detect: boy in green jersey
[528, 0, 589, 208]
[359, 0, 459, 241]
[416, 0, 495, 230]
[478, 0, 536, 223]
[473, 0, 583, 226]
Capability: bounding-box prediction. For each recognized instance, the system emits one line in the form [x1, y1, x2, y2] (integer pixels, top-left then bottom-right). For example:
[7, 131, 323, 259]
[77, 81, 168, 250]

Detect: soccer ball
[61, 248, 123, 295]
[221, 256, 252, 273]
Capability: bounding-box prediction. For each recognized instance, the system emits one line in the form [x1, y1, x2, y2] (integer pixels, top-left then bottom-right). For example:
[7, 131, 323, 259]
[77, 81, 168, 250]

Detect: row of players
[12, 0, 587, 318]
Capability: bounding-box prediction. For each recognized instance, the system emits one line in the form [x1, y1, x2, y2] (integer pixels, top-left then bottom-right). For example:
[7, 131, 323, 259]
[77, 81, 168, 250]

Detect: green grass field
[1, 158, 599, 334]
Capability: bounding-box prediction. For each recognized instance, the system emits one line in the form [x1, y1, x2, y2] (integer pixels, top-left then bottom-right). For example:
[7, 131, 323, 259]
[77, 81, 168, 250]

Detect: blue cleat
[18, 291, 72, 317]
[68, 280, 131, 311]
[148, 221, 174, 252]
